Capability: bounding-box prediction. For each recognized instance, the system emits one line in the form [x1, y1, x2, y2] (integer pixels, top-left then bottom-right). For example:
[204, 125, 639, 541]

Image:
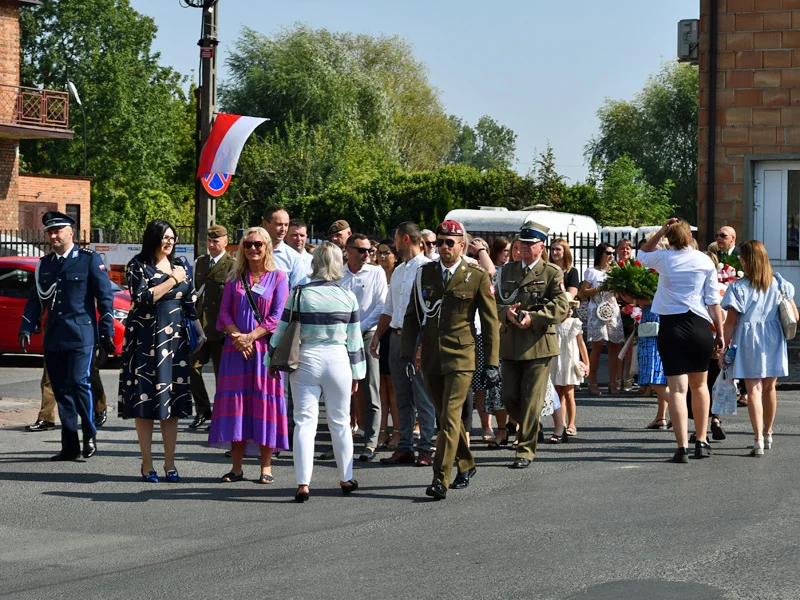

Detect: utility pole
[194, 0, 219, 255]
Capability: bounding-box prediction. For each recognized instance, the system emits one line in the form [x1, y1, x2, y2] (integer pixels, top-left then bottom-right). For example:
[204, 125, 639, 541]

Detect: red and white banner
[196, 113, 268, 178]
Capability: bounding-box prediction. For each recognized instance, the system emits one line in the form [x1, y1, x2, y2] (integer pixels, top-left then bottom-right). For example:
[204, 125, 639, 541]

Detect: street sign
[201, 172, 232, 197]
[200, 46, 215, 59]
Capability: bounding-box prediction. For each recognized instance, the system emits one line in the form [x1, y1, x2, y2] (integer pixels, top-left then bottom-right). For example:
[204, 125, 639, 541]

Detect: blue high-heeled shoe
[165, 469, 180, 483]
[141, 470, 159, 483]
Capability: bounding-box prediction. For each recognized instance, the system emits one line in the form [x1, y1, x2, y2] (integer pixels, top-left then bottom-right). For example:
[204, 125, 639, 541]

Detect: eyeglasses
[349, 246, 371, 254]
[377, 251, 392, 257]
[368, 249, 376, 255]
[436, 238, 457, 248]
[243, 241, 264, 249]
[716, 233, 728, 238]
[424, 241, 437, 247]
[604, 251, 615, 256]
[162, 236, 176, 243]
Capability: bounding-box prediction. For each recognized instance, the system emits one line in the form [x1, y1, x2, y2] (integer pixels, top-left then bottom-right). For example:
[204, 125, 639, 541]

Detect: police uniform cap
[328, 220, 350, 235]
[207, 225, 228, 239]
[519, 220, 549, 243]
[42, 211, 76, 230]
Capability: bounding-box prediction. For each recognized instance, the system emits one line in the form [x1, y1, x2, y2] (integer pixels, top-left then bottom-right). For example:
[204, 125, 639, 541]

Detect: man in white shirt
[370, 222, 437, 466]
[340, 234, 388, 462]
[287, 218, 313, 276]
[262, 206, 306, 289]
[421, 228, 439, 260]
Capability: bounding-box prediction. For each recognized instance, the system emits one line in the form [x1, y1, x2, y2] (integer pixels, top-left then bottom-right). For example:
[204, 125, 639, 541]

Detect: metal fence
[0, 227, 196, 257]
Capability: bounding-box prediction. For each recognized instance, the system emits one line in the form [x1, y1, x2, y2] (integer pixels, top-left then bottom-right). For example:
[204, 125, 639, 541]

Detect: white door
[754, 161, 800, 291]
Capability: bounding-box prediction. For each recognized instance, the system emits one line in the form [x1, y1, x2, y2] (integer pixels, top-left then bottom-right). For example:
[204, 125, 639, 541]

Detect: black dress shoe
[425, 480, 447, 500]
[510, 457, 531, 469]
[450, 466, 476, 490]
[671, 447, 690, 463]
[25, 420, 55, 432]
[51, 450, 80, 461]
[83, 437, 97, 458]
[93, 410, 107, 428]
[341, 479, 359, 495]
[695, 440, 712, 459]
[710, 419, 727, 440]
[188, 413, 211, 429]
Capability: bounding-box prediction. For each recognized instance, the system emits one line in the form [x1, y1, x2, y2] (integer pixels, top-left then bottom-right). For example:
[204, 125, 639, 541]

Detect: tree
[447, 115, 517, 172]
[528, 143, 567, 208]
[19, 0, 195, 229]
[585, 61, 698, 221]
[593, 155, 675, 226]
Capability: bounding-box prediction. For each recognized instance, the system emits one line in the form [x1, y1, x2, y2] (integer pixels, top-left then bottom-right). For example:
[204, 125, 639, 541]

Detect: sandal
[548, 431, 568, 444]
[565, 426, 578, 437]
[258, 473, 275, 484]
[607, 383, 620, 395]
[481, 427, 495, 443]
[377, 430, 390, 449]
[646, 418, 669, 430]
[221, 471, 244, 483]
[588, 384, 603, 396]
[487, 428, 508, 448]
[387, 430, 401, 450]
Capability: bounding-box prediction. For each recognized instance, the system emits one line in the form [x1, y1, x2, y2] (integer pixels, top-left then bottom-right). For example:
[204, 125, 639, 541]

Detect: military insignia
[559, 281, 565, 291]
[464, 272, 472, 283]
[489, 283, 495, 296]
[442, 223, 449, 233]
[532, 280, 545, 285]
[99, 264, 106, 271]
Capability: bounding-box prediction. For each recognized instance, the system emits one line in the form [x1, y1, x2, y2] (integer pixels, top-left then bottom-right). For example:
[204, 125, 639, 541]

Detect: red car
[0, 256, 131, 356]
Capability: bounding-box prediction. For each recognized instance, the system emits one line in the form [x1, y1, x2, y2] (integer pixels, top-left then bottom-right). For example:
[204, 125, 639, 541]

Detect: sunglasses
[716, 233, 728, 238]
[349, 246, 371, 254]
[604, 251, 615, 256]
[243, 241, 264, 249]
[377, 250, 392, 257]
[424, 241, 437, 247]
[436, 238, 457, 248]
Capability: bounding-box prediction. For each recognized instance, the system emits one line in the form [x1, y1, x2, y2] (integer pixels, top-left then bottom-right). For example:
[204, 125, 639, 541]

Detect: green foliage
[19, 0, 195, 229]
[593, 155, 676, 227]
[718, 252, 743, 273]
[600, 259, 659, 301]
[447, 115, 517, 172]
[527, 143, 567, 208]
[585, 61, 698, 221]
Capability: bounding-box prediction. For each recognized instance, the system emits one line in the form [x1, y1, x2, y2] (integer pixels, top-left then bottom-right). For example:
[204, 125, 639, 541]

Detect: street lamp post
[66, 81, 87, 177]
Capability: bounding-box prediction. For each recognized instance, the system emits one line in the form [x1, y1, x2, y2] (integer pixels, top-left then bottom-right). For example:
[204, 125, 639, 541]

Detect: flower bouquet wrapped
[599, 259, 659, 301]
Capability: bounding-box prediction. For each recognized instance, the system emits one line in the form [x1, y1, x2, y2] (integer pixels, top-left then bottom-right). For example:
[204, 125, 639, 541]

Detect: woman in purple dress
[208, 226, 289, 483]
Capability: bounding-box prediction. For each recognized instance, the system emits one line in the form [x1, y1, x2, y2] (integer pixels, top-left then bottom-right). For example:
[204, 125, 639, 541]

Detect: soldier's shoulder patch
[79, 247, 94, 254]
[467, 262, 485, 272]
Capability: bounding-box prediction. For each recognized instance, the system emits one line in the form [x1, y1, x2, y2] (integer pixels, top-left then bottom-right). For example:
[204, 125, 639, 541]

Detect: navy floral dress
[118, 257, 198, 420]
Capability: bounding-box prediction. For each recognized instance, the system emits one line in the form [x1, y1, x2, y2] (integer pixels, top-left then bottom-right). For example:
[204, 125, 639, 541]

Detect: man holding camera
[496, 222, 569, 468]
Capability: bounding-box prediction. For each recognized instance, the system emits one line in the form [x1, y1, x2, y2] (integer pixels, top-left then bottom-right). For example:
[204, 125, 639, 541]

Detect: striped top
[265, 280, 366, 380]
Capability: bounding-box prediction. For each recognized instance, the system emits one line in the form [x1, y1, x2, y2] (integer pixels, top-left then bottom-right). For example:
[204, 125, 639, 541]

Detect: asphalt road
[0, 355, 799, 600]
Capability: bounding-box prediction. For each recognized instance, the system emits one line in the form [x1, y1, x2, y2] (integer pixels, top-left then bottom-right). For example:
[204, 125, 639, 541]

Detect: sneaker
[750, 438, 764, 457]
[764, 431, 773, 449]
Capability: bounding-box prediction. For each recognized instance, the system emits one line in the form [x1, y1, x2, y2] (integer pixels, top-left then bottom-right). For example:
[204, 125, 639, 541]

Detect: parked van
[444, 207, 601, 274]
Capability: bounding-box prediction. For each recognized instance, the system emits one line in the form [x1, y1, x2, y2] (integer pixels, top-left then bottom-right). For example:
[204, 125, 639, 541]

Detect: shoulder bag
[776, 273, 797, 341]
[178, 257, 200, 351]
[637, 321, 659, 338]
[271, 285, 303, 372]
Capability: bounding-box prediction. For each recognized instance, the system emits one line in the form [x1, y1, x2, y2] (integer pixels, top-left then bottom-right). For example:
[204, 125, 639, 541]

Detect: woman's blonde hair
[311, 241, 344, 281]
[228, 227, 276, 282]
[665, 219, 693, 250]
[549, 238, 573, 272]
[704, 250, 719, 268]
[739, 240, 773, 292]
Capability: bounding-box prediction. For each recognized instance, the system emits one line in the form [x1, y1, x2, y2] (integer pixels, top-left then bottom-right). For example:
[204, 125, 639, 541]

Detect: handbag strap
[241, 273, 265, 323]
[288, 285, 304, 322]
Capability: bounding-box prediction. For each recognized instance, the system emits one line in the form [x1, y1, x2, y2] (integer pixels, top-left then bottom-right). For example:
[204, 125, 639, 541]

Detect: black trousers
[45, 345, 96, 454]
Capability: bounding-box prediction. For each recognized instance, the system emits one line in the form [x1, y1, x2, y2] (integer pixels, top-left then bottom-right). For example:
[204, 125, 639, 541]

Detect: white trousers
[291, 343, 353, 486]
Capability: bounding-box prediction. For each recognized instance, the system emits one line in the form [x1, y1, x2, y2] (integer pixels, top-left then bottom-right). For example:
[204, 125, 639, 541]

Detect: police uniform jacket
[496, 260, 569, 361]
[20, 248, 115, 352]
[194, 252, 234, 341]
[401, 260, 500, 375]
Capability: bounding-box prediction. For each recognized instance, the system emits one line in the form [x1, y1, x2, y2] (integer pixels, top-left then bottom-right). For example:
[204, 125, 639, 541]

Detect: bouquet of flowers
[621, 304, 643, 323]
[599, 259, 659, 301]
[718, 252, 743, 273]
[717, 262, 742, 286]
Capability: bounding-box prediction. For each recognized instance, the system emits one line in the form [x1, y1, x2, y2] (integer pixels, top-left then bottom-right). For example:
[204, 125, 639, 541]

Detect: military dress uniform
[402, 240, 499, 494]
[189, 245, 234, 424]
[496, 226, 569, 466]
[19, 213, 115, 459]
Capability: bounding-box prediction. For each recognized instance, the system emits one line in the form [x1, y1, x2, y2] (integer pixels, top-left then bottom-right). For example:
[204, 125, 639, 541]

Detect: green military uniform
[402, 258, 500, 486]
[496, 258, 569, 462]
[189, 251, 234, 417]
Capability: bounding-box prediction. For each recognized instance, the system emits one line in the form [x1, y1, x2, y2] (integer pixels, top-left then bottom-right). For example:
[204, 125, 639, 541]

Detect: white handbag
[638, 321, 659, 338]
[776, 273, 797, 341]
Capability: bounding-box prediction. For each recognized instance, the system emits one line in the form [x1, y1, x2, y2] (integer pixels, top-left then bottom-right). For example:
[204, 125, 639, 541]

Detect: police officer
[18, 211, 115, 461]
[402, 220, 500, 500]
[496, 222, 569, 468]
[189, 224, 234, 429]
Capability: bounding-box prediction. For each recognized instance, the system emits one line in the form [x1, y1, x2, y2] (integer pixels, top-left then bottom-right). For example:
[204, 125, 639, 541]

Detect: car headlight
[113, 308, 129, 323]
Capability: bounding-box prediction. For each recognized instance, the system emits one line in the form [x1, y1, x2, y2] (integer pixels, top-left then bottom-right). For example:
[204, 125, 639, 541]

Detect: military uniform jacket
[20, 248, 115, 352]
[194, 252, 234, 341]
[401, 260, 500, 376]
[496, 260, 569, 361]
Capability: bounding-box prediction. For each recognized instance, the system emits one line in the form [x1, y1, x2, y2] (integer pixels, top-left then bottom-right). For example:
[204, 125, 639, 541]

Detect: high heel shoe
[751, 438, 764, 457]
[295, 486, 310, 503]
[141, 469, 159, 483]
[164, 468, 180, 483]
[588, 384, 603, 396]
[341, 479, 359, 495]
[487, 428, 508, 448]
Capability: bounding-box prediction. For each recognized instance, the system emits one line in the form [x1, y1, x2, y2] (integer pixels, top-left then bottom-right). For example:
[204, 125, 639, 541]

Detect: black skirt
[657, 311, 715, 377]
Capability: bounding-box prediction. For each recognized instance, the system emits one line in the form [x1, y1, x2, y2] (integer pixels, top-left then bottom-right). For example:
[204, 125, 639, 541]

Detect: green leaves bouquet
[600, 258, 659, 301]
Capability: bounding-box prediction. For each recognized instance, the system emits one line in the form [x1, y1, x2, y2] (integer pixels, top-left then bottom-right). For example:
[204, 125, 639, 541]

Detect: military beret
[328, 220, 350, 235]
[207, 224, 228, 239]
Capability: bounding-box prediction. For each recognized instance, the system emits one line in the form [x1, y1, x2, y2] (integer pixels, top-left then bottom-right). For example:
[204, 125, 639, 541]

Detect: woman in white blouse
[638, 219, 725, 464]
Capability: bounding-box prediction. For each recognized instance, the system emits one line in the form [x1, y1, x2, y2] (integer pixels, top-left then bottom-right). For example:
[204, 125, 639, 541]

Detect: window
[66, 204, 81, 233]
[0, 268, 34, 299]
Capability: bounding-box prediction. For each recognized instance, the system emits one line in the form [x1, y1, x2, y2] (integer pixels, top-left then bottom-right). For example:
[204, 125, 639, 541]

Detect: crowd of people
[19, 209, 799, 501]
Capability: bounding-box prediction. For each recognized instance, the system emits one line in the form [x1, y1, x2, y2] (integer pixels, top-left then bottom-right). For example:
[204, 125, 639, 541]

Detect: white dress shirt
[272, 241, 307, 289]
[637, 248, 720, 322]
[382, 252, 431, 329]
[340, 263, 388, 332]
[297, 249, 313, 277]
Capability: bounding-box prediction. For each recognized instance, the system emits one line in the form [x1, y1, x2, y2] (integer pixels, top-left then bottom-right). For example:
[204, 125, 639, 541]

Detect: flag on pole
[196, 113, 268, 178]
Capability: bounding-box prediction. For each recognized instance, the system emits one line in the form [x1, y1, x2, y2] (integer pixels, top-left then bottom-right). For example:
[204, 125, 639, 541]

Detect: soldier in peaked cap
[495, 221, 570, 468]
[18, 211, 116, 461]
[401, 219, 500, 500]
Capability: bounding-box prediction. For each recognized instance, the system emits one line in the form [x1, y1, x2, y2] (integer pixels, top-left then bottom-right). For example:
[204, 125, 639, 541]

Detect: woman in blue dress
[721, 240, 798, 456]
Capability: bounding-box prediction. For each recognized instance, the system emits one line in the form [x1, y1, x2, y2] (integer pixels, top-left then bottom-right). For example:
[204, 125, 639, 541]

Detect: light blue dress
[721, 274, 794, 379]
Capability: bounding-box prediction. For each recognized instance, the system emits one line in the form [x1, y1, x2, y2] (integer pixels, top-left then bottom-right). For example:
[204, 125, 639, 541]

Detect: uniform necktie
[444, 270, 452, 285]
[522, 265, 530, 277]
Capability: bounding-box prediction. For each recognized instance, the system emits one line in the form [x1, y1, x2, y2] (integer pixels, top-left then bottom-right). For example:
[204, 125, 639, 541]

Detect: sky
[130, 0, 699, 183]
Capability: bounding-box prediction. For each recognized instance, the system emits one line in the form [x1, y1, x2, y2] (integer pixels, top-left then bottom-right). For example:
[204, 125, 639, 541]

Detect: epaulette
[466, 262, 485, 272]
[79, 247, 94, 254]
[543, 262, 560, 274]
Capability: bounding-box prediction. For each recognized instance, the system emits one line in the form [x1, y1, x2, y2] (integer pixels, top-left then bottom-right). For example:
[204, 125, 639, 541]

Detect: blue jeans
[388, 333, 435, 452]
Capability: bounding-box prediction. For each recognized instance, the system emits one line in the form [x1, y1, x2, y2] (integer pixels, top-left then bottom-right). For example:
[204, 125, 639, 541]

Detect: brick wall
[0, 2, 20, 89]
[698, 0, 800, 244]
[16, 174, 91, 230]
[0, 138, 19, 228]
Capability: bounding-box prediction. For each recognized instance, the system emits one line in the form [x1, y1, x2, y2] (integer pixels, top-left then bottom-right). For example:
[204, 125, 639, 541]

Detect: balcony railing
[0, 83, 70, 130]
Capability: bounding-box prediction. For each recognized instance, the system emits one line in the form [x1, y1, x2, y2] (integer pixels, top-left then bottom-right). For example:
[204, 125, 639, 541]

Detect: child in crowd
[549, 299, 590, 440]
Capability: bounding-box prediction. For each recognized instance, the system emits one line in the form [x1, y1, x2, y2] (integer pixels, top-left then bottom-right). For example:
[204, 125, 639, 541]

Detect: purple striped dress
[208, 270, 289, 454]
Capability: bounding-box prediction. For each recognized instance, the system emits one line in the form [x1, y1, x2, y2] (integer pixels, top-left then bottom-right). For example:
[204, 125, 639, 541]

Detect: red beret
[436, 220, 464, 236]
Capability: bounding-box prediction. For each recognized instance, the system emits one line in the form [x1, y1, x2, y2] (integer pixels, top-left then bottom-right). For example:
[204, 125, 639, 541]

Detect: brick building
[0, 0, 91, 235]
[698, 0, 800, 289]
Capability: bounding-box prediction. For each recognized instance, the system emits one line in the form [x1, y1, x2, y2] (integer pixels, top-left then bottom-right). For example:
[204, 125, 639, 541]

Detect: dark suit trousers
[40, 346, 106, 422]
[423, 370, 474, 484]
[45, 345, 96, 453]
[502, 357, 552, 461]
[189, 336, 224, 416]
